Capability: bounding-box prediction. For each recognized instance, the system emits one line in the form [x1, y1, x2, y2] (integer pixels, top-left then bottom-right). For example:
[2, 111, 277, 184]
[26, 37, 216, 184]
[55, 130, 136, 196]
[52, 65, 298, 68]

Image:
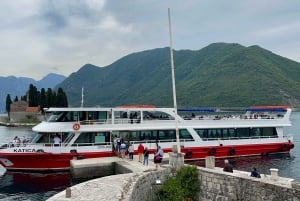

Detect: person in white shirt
[53, 134, 61, 146]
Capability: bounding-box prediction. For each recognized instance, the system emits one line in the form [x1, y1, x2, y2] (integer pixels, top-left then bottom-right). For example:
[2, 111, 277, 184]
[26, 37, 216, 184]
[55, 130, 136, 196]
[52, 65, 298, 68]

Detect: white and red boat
[0, 105, 294, 172]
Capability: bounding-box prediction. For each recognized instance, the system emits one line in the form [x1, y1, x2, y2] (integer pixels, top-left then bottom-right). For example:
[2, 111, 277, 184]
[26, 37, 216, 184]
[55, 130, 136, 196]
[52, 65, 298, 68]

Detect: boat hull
[0, 151, 115, 172]
[180, 141, 294, 160]
[0, 142, 293, 171]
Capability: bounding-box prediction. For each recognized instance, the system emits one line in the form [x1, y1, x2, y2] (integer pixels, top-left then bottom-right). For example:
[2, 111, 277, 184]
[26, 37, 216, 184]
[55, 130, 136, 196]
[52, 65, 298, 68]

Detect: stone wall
[47, 164, 300, 201]
[9, 111, 41, 122]
[198, 167, 300, 201]
[127, 166, 300, 201]
[128, 168, 171, 201]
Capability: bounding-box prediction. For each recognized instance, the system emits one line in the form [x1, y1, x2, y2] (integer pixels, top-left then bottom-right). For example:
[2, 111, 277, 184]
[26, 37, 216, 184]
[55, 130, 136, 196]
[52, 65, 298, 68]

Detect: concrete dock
[70, 153, 169, 179]
[47, 154, 169, 201]
[46, 154, 300, 201]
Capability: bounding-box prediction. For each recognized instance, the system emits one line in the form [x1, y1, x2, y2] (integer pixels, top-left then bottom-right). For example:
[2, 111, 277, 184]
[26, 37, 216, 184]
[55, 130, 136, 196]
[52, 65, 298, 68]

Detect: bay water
[0, 112, 299, 201]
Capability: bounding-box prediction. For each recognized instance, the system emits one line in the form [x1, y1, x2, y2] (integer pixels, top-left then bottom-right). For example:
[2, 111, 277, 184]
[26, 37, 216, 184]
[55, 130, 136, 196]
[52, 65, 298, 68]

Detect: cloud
[0, 0, 300, 80]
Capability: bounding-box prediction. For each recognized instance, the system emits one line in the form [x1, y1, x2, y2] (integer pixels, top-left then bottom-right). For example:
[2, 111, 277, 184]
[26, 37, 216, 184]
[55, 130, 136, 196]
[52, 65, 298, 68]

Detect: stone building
[9, 100, 41, 122]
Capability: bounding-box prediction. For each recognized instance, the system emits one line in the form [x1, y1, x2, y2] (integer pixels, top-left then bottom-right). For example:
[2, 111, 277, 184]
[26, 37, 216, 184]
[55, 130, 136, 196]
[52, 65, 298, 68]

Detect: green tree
[56, 87, 68, 107]
[14, 96, 19, 102]
[40, 88, 47, 112]
[5, 94, 12, 118]
[46, 88, 55, 107]
[28, 84, 39, 107]
[159, 165, 200, 201]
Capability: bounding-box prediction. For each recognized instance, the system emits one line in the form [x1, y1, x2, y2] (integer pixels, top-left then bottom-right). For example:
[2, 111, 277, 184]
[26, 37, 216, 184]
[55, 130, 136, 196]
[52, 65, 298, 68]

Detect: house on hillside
[9, 100, 42, 122]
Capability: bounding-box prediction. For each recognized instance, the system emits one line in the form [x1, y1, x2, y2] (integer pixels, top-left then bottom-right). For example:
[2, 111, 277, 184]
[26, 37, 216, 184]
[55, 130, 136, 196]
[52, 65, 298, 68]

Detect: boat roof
[246, 106, 289, 112]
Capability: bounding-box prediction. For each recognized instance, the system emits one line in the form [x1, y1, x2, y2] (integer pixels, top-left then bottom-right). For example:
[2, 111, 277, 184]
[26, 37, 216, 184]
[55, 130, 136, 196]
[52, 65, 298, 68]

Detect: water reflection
[0, 172, 71, 201]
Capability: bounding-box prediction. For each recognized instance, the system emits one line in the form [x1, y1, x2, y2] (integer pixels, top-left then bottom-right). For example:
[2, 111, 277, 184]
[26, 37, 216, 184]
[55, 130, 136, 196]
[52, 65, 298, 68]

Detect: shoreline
[0, 121, 36, 127]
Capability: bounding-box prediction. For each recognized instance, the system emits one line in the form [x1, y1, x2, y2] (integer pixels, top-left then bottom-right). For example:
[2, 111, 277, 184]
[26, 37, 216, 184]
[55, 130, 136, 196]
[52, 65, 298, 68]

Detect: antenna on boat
[168, 8, 181, 154]
[81, 87, 84, 107]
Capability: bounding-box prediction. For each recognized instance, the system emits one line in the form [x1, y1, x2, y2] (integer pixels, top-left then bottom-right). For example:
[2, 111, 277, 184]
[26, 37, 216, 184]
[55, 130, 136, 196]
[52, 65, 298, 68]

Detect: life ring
[229, 148, 235, 156]
[186, 150, 193, 159]
[73, 123, 80, 131]
[209, 148, 216, 156]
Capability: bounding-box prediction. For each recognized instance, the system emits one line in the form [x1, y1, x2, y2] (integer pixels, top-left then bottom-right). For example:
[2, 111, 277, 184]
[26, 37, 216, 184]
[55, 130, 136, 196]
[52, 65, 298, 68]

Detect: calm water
[0, 112, 299, 201]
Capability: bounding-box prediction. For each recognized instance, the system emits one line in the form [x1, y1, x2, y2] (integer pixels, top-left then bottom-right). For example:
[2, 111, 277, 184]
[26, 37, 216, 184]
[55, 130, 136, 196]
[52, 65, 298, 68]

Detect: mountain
[57, 42, 300, 108]
[0, 73, 66, 113]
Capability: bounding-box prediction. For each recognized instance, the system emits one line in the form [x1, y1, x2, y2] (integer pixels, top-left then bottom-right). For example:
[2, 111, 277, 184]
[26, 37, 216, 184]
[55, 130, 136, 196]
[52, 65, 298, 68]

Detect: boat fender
[186, 150, 193, 159]
[70, 149, 77, 154]
[36, 149, 44, 153]
[73, 123, 80, 131]
[209, 148, 216, 156]
[291, 143, 295, 149]
[229, 148, 235, 155]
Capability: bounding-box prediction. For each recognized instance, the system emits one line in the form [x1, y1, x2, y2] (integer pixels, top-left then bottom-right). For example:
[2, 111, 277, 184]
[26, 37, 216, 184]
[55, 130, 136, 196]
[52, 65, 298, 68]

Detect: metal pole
[168, 8, 181, 154]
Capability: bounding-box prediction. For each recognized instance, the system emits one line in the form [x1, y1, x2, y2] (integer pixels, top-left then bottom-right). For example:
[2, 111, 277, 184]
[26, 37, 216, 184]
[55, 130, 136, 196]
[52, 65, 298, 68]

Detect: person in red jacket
[137, 143, 145, 162]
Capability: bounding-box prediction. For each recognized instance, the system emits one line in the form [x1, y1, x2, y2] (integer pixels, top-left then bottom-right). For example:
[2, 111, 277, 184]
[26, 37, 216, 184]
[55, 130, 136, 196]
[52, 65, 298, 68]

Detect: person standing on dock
[143, 147, 149, 165]
[120, 141, 127, 159]
[137, 143, 144, 163]
[154, 146, 164, 170]
[223, 159, 233, 173]
[128, 143, 134, 160]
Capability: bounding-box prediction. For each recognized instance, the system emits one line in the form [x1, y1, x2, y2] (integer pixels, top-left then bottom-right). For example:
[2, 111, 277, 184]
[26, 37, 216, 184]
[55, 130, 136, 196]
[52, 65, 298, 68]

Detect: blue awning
[246, 108, 287, 112]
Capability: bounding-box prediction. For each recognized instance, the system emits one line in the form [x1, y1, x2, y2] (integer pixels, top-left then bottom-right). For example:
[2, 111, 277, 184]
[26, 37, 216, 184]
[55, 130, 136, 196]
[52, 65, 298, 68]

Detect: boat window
[222, 128, 236, 138]
[179, 129, 193, 140]
[195, 129, 208, 139]
[31, 132, 70, 144]
[158, 130, 176, 141]
[250, 128, 261, 137]
[140, 131, 157, 140]
[46, 111, 79, 122]
[47, 112, 64, 122]
[73, 132, 110, 146]
[143, 111, 174, 120]
[30, 133, 43, 143]
[196, 127, 277, 140]
[207, 129, 222, 139]
[261, 127, 277, 137]
[236, 128, 249, 138]
[63, 133, 75, 144]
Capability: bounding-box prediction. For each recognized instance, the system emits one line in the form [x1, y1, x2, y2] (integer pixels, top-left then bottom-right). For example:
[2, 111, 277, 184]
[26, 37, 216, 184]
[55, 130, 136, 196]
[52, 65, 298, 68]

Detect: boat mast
[81, 87, 84, 107]
[168, 8, 181, 154]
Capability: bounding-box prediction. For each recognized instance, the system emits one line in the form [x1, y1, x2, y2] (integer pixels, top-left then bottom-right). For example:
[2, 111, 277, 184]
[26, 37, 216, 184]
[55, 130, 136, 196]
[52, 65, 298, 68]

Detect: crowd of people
[113, 135, 164, 170]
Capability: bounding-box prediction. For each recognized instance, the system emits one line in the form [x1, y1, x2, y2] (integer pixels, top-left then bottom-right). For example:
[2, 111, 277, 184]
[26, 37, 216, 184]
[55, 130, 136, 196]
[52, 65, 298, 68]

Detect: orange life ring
[73, 123, 80, 130]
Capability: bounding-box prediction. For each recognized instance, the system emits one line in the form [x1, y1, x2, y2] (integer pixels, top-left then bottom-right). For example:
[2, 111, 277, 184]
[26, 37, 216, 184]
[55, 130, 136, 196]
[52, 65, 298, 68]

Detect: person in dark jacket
[250, 167, 261, 178]
[223, 159, 233, 173]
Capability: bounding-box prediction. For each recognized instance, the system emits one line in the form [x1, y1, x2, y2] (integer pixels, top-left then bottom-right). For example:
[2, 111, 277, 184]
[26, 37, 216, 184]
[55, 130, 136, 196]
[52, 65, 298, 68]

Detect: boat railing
[189, 114, 284, 121]
[71, 142, 112, 148]
[203, 135, 278, 141]
[1, 141, 113, 149]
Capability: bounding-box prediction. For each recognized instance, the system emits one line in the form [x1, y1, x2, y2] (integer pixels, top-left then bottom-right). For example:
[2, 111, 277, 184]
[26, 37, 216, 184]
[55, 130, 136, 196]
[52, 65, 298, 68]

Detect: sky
[1, 0, 300, 80]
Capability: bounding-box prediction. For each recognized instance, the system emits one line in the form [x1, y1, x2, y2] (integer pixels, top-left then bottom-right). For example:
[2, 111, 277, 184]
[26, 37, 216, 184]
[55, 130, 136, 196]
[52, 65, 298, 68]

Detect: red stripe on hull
[0, 151, 116, 172]
[0, 142, 293, 172]
[181, 142, 294, 160]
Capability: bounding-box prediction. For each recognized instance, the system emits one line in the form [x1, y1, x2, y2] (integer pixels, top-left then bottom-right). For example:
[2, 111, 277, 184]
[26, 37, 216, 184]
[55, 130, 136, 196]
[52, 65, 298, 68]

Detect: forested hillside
[57, 43, 300, 108]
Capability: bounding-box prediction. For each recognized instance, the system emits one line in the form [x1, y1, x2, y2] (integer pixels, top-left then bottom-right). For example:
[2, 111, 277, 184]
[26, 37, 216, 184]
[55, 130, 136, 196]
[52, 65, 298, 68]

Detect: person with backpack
[154, 146, 164, 169]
